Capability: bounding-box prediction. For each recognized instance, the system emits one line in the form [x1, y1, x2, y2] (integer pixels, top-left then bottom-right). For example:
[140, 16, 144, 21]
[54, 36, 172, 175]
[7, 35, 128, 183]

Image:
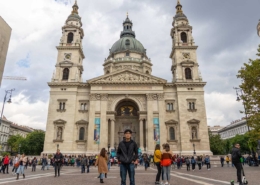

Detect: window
[81, 103, 87, 110]
[181, 32, 187, 43]
[59, 102, 66, 110]
[169, 127, 175, 140]
[167, 103, 174, 111]
[125, 39, 130, 46]
[67, 32, 74, 43]
[188, 102, 195, 110]
[62, 68, 69, 80]
[126, 52, 130, 56]
[79, 127, 85, 140]
[146, 71, 150, 74]
[185, 68, 192, 79]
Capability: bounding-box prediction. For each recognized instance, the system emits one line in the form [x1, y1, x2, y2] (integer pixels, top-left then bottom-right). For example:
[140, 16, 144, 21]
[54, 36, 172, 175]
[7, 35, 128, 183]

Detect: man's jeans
[81, 165, 85, 173]
[120, 163, 135, 185]
[234, 163, 242, 183]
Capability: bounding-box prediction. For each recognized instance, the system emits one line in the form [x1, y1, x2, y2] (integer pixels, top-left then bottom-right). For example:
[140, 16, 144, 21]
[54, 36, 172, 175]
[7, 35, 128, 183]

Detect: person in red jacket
[3, 155, 9, 174]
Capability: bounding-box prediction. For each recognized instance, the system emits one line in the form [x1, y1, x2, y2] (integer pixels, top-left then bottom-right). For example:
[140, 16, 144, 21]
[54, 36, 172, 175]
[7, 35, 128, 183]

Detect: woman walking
[143, 154, 149, 171]
[197, 156, 202, 170]
[12, 154, 19, 175]
[95, 148, 108, 183]
[16, 153, 27, 180]
[191, 156, 196, 171]
[154, 144, 162, 185]
[186, 157, 191, 171]
[31, 157, 37, 172]
[161, 143, 173, 185]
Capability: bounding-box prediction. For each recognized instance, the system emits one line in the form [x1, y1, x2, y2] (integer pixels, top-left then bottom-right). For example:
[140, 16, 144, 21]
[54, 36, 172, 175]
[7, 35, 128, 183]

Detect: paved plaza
[0, 164, 259, 185]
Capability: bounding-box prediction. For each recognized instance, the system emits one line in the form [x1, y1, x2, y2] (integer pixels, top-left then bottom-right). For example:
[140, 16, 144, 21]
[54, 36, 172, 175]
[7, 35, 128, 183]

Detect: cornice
[169, 46, 198, 58]
[48, 82, 89, 87]
[175, 82, 206, 87]
[56, 46, 85, 59]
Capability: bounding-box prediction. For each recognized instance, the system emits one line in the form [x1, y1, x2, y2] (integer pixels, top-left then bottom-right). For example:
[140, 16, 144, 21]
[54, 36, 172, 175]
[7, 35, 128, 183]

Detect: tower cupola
[120, 13, 136, 38]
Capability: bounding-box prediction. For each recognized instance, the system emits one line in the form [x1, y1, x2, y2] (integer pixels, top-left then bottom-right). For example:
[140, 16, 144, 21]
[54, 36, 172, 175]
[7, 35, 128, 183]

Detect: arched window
[67, 32, 74, 43]
[59, 102, 62, 110]
[146, 71, 149, 74]
[181, 32, 187, 43]
[185, 68, 192, 79]
[79, 127, 85, 140]
[62, 68, 69, 80]
[125, 39, 130, 46]
[106, 70, 110, 74]
[62, 102, 65, 110]
[169, 127, 175, 140]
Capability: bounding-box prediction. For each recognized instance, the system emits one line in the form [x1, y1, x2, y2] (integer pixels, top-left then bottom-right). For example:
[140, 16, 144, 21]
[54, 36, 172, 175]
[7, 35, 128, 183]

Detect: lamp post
[0, 89, 15, 127]
[233, 87, 250, 132]
[114, 142, 117, 152]
[18, 144, 21, 154]
[193, 143, 196, 155]
[108, 143, 110, 152]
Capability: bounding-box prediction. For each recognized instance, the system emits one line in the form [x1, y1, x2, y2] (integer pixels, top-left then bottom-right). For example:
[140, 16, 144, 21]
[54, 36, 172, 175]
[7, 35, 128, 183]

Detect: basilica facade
[43, 1, 212, 155]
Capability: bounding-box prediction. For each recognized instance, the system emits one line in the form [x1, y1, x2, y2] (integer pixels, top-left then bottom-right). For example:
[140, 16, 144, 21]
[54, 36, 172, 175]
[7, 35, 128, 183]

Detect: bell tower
[170, 0, 202, 83]
[52, 0, 85, 82]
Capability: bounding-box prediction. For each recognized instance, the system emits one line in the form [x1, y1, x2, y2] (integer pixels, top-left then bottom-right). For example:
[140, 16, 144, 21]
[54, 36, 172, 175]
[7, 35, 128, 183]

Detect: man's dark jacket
[54, 153, 64, 163]
[231, 147, 241, 164]
[117, 140, 138, 164]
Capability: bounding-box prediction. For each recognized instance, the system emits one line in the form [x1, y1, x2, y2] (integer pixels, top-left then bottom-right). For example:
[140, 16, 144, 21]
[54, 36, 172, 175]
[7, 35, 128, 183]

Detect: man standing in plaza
[232, 143, 243, 185]
[54, 149, 64, 177]
[117, 129, 138, 185]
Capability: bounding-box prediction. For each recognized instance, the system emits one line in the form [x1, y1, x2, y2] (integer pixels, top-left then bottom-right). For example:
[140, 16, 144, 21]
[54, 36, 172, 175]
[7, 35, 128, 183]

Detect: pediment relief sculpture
[53, 119, 67, 125]
[89, 70, 166, 84]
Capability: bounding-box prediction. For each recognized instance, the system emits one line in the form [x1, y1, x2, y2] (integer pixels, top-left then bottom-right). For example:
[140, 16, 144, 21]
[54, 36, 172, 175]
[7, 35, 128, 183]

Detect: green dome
[110, 36, 146, 54]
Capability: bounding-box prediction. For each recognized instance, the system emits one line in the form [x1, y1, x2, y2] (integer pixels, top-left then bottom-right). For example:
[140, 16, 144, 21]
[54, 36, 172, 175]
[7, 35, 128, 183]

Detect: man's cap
[124, 129, 132, 134]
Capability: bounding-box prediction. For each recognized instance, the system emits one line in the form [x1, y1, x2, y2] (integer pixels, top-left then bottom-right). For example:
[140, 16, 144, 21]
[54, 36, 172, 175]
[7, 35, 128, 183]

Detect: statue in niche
[192, 127, 197, 139]
[57, 127, 63, 140]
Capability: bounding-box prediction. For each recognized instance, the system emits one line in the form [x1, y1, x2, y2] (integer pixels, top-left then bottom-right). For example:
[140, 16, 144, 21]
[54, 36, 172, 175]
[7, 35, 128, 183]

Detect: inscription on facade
[102, 85, 152, 90]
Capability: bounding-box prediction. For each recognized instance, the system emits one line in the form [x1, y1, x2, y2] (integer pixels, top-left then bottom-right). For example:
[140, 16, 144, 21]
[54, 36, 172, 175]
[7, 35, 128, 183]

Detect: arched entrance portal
[109, 100, 146, 151]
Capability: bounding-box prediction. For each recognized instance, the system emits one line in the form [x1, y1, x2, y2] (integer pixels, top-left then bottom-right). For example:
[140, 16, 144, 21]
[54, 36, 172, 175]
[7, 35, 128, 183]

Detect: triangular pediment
[87, 69, 167, 84]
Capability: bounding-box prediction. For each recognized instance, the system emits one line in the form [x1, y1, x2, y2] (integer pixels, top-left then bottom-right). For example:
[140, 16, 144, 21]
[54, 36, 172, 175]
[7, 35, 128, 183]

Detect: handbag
[161, 159, 172, 166]
[14, 162, 19, 168]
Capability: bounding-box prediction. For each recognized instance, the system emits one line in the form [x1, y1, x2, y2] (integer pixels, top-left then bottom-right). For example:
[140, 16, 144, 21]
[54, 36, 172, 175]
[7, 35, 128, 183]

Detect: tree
[26, 130, 45, 155]
[237, 45, 260, 142]
[7, 130, 45, 155]
[7, 135, 23, 153]
[209, 129, 226, 155]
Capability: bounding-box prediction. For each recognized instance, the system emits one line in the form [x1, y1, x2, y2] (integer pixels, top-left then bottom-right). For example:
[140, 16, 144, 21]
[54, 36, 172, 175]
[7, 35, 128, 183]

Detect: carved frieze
[94, 72, 163, 83]
[101, 94, 108, 101]
[89, 94, 102, 101]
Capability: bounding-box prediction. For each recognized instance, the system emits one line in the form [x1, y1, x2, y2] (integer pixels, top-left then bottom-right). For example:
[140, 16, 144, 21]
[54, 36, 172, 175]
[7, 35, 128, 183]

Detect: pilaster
[100, 94, 108, 150]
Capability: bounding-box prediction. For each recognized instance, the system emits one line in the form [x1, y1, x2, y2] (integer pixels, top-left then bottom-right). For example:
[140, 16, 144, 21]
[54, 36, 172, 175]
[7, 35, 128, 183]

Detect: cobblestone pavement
[0, 164, 259, 185]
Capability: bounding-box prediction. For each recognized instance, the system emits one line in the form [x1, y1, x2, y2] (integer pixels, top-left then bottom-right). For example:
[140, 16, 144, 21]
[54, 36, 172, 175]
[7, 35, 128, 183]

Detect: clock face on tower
[64, 53, 71, 60]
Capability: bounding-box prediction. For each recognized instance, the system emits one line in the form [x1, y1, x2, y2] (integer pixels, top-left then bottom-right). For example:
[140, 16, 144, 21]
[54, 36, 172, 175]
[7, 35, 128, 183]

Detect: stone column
[87, 94, 96, 152]
[146, 94, 154, 152]
[158, 94, 166, 146]
[110, 119, 115, 150]
[100, 94, 108, 150]
[139, 119, 144, 150]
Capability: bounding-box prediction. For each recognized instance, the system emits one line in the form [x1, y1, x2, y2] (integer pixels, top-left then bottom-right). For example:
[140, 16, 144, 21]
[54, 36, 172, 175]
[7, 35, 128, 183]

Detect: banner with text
[153, 118, 160, 145]
[94, 118, 100, 144]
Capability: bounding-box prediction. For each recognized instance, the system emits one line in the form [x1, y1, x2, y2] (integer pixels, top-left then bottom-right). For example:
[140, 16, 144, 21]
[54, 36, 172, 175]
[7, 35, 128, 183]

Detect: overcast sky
[0, 0, 259, 130]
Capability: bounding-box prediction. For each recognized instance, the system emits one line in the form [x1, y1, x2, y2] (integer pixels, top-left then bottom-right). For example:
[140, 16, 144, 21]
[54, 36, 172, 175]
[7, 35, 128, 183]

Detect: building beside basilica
[43, 1, 212, 155]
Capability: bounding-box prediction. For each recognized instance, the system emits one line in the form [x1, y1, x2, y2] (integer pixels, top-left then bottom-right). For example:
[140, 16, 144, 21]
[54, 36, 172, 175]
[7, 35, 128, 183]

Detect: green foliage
[1, 152, 10, 156]
[209, 129, 226, 155]
[7, 130, 45, 155]
[237, 45, 260, 141]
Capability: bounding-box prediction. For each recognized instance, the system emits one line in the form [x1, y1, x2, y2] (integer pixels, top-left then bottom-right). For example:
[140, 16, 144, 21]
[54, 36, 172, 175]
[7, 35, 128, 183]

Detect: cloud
[0, 92, 48, 130]
[0, 0, 259, 130]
